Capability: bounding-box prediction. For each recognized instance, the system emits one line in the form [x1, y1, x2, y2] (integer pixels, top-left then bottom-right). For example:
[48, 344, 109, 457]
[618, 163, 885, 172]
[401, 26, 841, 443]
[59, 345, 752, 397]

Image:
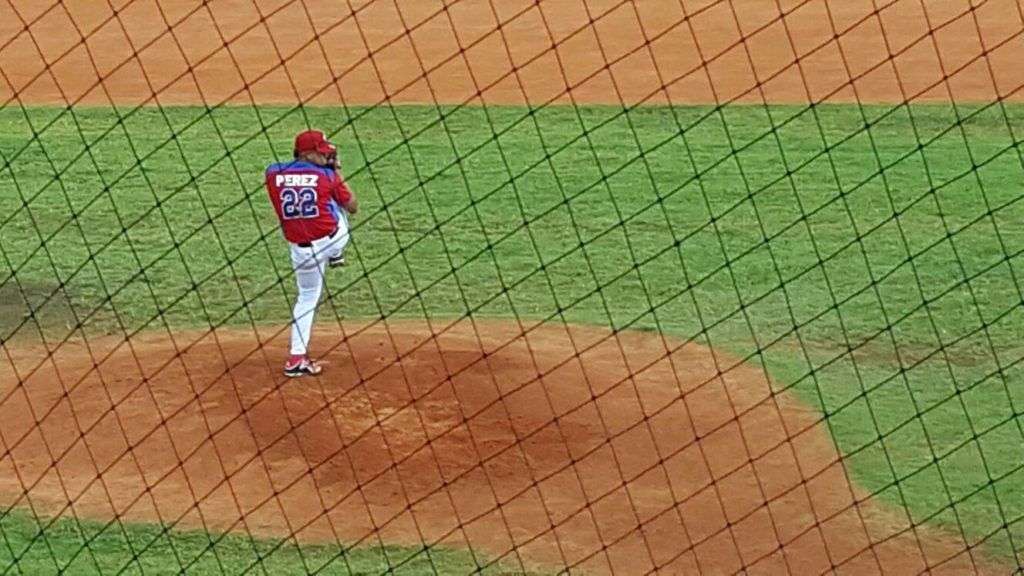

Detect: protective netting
[1, 1, 1023, 575]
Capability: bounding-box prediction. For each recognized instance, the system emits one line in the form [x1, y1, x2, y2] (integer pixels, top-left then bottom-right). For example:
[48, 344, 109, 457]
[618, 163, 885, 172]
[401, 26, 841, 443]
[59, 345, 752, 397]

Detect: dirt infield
[1, 0, 1021, 106]
[0, 320, 1007, 574]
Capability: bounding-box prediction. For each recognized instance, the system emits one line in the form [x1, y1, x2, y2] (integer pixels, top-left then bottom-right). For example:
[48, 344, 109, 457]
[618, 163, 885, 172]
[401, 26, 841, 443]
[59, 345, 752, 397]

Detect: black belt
[297, 228, 338, 248]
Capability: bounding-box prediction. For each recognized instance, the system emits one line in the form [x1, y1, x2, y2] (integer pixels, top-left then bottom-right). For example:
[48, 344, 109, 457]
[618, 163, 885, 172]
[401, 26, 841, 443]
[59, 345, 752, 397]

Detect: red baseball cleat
[284, 356, 323, 377]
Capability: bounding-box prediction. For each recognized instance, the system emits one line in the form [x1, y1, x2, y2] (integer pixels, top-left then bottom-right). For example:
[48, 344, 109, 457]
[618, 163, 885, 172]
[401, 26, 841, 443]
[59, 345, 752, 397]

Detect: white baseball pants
[288, 213, 349, 356]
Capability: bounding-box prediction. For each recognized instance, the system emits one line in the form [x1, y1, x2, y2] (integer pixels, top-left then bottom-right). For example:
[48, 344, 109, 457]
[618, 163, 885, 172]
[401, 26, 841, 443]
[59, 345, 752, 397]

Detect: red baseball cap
[294, 129, 336, 155]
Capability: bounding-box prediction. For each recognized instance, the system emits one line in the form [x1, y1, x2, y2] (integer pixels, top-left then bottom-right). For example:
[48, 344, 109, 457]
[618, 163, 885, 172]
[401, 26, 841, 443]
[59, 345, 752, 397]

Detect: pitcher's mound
[0, 319, 1001, 574]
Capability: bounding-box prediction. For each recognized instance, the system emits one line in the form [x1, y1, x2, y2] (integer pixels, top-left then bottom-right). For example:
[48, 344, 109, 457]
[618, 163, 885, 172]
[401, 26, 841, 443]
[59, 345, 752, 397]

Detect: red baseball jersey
[265, 160, 352, 244]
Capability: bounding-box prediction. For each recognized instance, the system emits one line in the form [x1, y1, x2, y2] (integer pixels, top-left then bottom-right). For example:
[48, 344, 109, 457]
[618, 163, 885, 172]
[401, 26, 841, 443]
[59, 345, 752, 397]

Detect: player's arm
[328, 161, 358, 215]
[324, 151, 358, 214]
[336, 178, 358, 215]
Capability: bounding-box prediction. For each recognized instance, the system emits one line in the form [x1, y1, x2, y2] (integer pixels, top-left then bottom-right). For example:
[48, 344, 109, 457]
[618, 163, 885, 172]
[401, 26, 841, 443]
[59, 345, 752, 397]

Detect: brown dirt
[0, 320, 1008, 575]
[0, 0, 1021, 107]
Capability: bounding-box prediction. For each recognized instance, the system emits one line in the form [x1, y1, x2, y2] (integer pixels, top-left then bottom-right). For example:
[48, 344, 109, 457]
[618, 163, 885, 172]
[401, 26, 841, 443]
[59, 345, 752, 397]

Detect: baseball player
[266, 129, 358, 377]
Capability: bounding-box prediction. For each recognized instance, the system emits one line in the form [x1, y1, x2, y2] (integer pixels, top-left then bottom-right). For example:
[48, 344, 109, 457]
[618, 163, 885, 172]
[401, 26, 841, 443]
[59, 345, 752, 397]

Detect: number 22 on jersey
[276, 173, 320, 220]
[280, 188, 318, 219]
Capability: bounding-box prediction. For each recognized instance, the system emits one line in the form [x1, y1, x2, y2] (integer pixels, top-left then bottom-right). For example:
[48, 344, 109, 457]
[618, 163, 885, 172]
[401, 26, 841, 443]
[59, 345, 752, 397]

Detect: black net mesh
[0, 1, 1023, 574]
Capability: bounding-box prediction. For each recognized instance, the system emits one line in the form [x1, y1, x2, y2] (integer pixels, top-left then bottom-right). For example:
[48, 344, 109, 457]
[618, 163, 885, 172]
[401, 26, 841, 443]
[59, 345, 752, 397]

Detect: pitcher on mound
[265, 129, 358, 377]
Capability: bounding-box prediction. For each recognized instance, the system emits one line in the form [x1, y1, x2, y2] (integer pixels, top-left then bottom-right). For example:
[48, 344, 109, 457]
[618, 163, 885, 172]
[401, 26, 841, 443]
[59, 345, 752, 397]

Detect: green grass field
[0, 509, 514, 576]
[1, 103, 1023, 572]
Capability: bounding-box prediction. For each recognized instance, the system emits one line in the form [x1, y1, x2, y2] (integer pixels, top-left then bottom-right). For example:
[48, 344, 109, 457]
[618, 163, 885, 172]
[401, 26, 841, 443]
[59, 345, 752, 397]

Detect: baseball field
[0, 1, 1022, 575]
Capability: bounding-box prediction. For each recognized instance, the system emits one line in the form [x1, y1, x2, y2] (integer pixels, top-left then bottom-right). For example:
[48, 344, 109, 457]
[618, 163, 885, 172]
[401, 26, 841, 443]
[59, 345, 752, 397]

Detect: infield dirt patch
[0, 320, 1007, 574]
[1, 0, 1021, 107]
